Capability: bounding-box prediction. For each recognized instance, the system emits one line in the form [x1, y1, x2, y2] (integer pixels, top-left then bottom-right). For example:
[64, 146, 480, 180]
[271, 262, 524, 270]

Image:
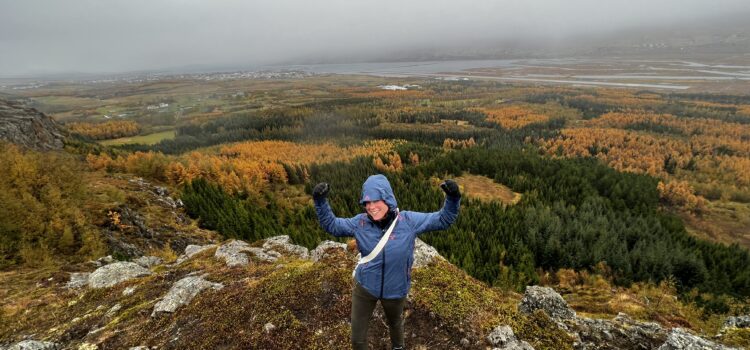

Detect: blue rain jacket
[314, 174, 460, 299]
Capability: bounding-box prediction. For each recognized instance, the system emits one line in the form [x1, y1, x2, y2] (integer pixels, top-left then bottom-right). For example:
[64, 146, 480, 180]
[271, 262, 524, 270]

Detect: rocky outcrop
[213, 236, 309, 267]
[175, 244, 217, 264]
[722, 315, 750, 330]
[151, 276, 223, 316]
[88, 262, 152, 289]
[517, 286, 739, 350]
[487, 325, 534, 350]
[518, 286, 576, 320]
[572, 313, 666, 350]
[214, 240, 258, 266]
[0, 99, 65, 151]
[262, 235, 309, 260]
[3, 339, 59, 350]
[413, 238, 443, 268]
[311, 240, 348, 262]
[658, 328, 739, 350]
[133, 256, 163, 269]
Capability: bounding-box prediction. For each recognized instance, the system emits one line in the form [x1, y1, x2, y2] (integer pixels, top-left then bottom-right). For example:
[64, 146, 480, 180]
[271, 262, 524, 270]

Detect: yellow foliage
[443, 137, 476, 150]
[67, 120, 140, 140]
[0, 143, 105, 267]
[658, 180, 707, 214]
[479, 106, 549, 129]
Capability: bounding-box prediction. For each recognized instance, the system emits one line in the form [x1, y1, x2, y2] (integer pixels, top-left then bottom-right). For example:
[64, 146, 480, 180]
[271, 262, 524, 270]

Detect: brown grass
[455, 174, 521, 205]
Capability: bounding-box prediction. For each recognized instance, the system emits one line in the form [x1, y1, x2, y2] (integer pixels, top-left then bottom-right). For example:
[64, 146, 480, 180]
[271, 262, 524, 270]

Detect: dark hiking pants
[351, 280, 406, 350]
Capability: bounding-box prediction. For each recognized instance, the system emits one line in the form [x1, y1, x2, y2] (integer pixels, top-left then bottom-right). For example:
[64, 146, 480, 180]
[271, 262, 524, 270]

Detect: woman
[312, 174, 460, 350]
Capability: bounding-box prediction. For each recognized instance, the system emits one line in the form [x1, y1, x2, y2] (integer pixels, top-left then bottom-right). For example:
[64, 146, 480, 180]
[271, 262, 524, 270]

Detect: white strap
[353, 208, 399, 278]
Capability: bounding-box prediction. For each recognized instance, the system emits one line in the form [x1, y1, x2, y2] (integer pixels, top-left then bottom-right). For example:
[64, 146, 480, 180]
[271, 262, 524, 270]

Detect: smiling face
[364, 200, 389, 221]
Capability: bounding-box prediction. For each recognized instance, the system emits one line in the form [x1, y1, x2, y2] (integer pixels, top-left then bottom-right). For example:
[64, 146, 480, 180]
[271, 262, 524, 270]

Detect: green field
[99, 130, 175, 146]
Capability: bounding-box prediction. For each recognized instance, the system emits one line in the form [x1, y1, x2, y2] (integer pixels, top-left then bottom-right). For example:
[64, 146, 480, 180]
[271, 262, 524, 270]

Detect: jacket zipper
[380, 228, 386, 299]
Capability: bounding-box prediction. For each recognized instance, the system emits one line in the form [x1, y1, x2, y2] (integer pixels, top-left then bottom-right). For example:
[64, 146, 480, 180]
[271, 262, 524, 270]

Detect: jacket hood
[360, 174, 398, 210]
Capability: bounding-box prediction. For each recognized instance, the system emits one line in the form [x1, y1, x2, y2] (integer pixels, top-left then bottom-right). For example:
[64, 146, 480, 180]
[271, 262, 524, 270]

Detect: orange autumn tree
[67, 120, 141, 140]
[479, 106, 549, 129]
[87, 140, 404, 195]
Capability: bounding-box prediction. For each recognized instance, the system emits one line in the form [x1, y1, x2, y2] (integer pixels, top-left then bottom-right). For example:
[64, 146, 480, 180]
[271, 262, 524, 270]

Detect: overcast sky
[1, 0, 748, 76]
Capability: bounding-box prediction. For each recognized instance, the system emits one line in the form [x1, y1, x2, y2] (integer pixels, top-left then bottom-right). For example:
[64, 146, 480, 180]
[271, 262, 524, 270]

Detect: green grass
[99, 130, 175, 146]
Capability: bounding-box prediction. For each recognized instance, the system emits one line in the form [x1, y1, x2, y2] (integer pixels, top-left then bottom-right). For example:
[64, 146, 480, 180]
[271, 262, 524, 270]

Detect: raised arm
[408, 179, 461, 235]
[313, 183, 358, 237]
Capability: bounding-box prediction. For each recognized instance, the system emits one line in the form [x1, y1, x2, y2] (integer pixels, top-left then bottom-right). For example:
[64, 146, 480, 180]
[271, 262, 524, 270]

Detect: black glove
[440, 179, 460, 198]
[312, 182, 330, 201]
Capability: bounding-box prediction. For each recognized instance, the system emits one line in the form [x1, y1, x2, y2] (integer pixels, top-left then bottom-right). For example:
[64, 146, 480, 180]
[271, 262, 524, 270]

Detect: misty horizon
[1, 0, 749, 77]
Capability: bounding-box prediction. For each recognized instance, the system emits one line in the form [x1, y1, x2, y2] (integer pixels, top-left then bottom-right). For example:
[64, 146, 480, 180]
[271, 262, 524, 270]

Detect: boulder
[311, 240, 348, 262]
[247, 247, 281, 263]
[65, 272, 90, 289]
[88, 262, 152, 289]
[658, 328, 739, 350]
[214, 240, 255, 266]
[572, 313, 666, 350]
[151, 276, 223, 316]
[722, 315, 750, 330]
[262, 235, 309, 260]
[133, 256, 163, 268]
[175, 244, 217, 264]
[4, 340, 59, 350]
[518, 286, 576, 320]
[214, 236, 309, 267]
[413, 238, 443, 268]
[487, 325, 534, 350]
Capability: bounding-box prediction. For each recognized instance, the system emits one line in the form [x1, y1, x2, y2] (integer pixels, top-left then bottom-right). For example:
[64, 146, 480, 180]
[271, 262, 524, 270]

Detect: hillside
[2, 75, 750, 349]
[0, 99, 65, 151]
[0, 169, 746, 349]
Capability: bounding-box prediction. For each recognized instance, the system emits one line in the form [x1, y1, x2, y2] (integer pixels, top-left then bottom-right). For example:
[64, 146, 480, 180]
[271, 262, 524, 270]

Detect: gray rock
[5, 340, 59, 350]
[103, 232, 144, 259]
[175, 244, 217, 264]
[215, 240, 255, 266]
[128, 347, 149, 350]
[88, 262, 152, 289]
[262, 235, 309, 260]
[722, 315, 750, 330]
[0, 100, 65, 151]
[518, 286, 576, 320]
[122, 286, 137, 296]
[151, 276, 223, 316]
[247, 247, 281, 263]
[214, 237, 308, 266]
[658, 328, 739, 350]
[413, 238, 443, 268]
[311, 240, 348, 262]
[487, 325, 534, 350]
[572, 313, 666, 350]
[133, 256, 163, 268]
[66, 272, 90, 289]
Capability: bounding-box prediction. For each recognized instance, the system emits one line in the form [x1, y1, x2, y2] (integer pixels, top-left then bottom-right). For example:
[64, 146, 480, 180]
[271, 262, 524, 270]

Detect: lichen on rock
[88, 261, 152, 289]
